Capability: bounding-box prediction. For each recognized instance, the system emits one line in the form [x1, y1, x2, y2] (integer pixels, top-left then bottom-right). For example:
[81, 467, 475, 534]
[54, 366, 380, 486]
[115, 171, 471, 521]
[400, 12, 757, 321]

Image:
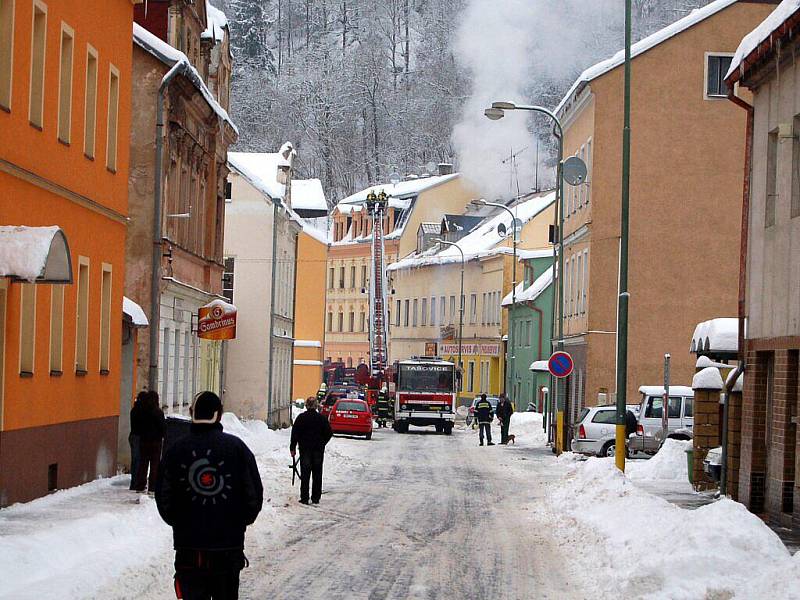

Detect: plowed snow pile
[626, 438, 691, 481]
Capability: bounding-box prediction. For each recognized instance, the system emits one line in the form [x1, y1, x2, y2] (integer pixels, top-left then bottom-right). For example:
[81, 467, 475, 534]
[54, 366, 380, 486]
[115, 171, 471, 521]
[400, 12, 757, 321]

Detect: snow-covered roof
[132, 23, 237, 134]
[294, 340, 322, 348]
[419, 222, 440, 235]
[122, 296, 148, 327]
[228, 151, 289, 200]
[336, 174, 459, 208]
[388, 191, 556, 272]
[294, 359, 324, 366]
[530, 360, 550, 372]
[693, 367, 725, 390]
[0, 225, 72, 283]
[202, 1, 228, 44]
[726, 0, 800, 83]
[557, 0, 739, 117]
[695, 356, 734, 370]
[297, 217, 330, 245]
[638, 385, 694, 397]
[502, 265, 553, 306]
[691, 318, 738, 354]
[517, 248, 555, 261]
[291, 179, 327, 212]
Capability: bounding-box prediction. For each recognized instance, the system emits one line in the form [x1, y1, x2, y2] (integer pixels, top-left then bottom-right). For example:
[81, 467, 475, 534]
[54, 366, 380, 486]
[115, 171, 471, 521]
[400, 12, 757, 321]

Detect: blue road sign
[548, 351, 574, 378]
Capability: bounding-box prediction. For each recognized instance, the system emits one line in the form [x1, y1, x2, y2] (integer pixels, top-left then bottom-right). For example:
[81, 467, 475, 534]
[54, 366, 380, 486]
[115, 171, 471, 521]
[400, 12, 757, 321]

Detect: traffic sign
[548, 351, 574, 378]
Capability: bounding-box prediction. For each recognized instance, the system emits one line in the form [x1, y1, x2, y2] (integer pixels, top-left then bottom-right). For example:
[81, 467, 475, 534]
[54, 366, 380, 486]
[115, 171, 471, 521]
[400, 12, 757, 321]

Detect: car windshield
[644, 396, 684, 419]
[398, 364, 455, 392]
[336, 401, 367, 412]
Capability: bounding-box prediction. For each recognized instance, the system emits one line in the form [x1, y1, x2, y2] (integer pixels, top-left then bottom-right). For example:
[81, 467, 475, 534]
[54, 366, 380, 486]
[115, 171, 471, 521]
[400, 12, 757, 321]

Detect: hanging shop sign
[197, 299, 237, 340]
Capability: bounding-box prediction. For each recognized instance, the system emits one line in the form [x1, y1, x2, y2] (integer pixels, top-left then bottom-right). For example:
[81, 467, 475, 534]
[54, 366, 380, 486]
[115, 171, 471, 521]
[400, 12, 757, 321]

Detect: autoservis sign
[197, 299, 237, 340]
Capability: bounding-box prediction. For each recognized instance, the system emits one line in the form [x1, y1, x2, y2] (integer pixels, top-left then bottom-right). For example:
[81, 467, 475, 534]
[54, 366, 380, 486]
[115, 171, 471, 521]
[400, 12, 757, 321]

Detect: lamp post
[435, 239, 465, 392]
[484, 102, 566, 451]
[471, 199, 518, 400]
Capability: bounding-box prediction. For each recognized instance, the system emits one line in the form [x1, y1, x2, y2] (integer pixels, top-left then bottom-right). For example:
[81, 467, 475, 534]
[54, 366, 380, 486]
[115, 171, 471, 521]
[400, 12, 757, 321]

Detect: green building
[502, 250, 554, 412]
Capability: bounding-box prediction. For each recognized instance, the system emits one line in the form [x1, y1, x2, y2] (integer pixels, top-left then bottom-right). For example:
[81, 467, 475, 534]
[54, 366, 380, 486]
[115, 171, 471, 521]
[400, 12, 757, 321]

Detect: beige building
[325, 170, 475, 367]
[555, 0, 776, 423]
[224, 147, 303, 427]
[388, 191, 555, 404]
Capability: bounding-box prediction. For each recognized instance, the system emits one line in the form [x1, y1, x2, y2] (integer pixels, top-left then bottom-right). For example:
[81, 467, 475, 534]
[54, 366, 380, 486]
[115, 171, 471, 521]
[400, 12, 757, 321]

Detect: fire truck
[392, 357, 456, 434]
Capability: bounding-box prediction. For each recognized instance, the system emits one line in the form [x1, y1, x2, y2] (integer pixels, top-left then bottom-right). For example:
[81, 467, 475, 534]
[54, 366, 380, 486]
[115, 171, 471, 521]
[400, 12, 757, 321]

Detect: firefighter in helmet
[316, 383, 327, 404]
[375, 386, 392, 428]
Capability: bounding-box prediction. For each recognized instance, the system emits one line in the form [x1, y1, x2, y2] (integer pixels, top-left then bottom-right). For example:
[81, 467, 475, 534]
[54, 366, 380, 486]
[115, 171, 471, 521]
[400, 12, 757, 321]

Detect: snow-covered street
[1, 413, 798, 600]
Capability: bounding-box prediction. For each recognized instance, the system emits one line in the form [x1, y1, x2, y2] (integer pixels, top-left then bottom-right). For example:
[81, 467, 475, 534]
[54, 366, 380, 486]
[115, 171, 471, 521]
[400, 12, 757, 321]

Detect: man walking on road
[475, 394, 495, 446]
[155, 391, 263, 600]
[290, 396, 333, 505]
[496, 393, 514, 445]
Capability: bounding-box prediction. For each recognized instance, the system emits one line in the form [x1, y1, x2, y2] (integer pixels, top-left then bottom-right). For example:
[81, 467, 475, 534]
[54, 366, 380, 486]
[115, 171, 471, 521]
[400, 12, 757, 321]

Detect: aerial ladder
[364, 190, 390, 403]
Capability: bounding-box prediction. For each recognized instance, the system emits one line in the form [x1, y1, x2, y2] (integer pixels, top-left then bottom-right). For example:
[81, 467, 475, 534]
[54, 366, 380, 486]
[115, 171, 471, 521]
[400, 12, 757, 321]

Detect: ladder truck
[364, 190, 390, 408]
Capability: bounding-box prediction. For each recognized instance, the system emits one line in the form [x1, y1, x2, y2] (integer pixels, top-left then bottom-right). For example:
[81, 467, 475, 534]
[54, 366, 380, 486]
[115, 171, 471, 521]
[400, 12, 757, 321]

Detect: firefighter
[475, 394, 495, 446]
[375, 386, 391, 428]
[316, 383, 327, 404]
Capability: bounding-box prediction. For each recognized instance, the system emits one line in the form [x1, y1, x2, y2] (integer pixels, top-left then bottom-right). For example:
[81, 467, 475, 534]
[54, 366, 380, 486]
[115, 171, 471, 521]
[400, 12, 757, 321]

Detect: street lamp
[484, 101, 567, 451]
[435, 238, 465, 392]
[471, 199, 518, 400]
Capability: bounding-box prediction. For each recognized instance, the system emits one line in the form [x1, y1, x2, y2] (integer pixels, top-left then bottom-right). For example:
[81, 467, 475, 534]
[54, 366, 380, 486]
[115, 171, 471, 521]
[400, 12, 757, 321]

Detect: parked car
[466, 396, 499, 427]
[320, 385, 362, 418]
[328, 399, 373, 439]
[572, 405, 628, 457]
[629, 385, 694, 455]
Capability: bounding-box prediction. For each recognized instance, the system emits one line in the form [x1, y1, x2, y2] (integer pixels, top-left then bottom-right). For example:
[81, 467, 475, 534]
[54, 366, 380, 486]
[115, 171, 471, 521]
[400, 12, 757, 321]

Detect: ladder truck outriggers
[363, 190, 456, 434]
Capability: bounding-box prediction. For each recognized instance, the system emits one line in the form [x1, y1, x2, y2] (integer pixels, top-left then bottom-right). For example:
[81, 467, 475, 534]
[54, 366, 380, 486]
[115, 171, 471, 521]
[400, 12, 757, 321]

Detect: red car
[329, 399, 373, 439]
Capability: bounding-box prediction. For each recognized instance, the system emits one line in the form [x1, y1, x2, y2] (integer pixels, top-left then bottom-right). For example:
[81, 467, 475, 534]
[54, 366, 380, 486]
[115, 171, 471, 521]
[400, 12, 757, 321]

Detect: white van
[629, 385, 694, 455]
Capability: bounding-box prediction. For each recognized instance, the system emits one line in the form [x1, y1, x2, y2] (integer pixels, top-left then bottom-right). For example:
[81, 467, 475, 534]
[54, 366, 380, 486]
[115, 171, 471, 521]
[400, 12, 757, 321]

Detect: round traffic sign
[548, 351, 574, 378]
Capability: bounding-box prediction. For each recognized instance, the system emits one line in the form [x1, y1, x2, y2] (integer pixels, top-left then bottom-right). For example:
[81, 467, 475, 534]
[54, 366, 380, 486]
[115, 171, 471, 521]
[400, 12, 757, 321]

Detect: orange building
[0, 0, 139, 506]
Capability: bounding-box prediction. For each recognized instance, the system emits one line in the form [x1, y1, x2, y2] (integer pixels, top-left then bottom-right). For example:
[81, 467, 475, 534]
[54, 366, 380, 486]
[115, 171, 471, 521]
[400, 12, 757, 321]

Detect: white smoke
[452, 0, 621, 199]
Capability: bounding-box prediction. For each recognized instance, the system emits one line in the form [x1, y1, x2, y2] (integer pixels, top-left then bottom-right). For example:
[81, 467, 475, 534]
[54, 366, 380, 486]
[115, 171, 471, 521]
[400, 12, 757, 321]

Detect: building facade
[555, 0, 777, 430]
[126, 1, 236, 416]
[0, 0, 138, 505]
[388, 191, 555, 405]
[725, 2, 800, 530]
[326, 171, 474, 367]
[224, 149, 302, 426]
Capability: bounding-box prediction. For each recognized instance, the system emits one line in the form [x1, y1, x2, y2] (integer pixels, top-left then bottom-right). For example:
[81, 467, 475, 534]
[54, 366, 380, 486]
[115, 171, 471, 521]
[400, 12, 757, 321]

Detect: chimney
[438, 163, 453, 176]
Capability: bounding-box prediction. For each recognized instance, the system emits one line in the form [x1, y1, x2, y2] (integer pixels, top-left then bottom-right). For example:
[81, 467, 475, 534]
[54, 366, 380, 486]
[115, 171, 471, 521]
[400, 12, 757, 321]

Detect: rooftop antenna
[534, 139, 540, 193]
[501, 147, 527, 198]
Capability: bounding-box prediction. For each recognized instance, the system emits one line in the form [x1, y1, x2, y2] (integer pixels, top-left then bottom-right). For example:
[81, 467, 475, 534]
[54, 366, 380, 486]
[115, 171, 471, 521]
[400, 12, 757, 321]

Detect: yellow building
[292, 225, 329, 400]
[325, 170, 475, 366]
[388, 191, 555, 404]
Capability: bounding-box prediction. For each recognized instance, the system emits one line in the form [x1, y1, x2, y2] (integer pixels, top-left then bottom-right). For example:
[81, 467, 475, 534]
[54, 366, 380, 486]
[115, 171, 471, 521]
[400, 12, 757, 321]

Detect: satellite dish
[497, 223, 507, 236]
[563, 156, 588, 186]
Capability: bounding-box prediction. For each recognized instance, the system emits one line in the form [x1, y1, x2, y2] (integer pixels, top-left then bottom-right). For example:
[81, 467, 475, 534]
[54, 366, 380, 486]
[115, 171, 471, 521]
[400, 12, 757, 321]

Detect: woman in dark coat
[132, 391, 166, 493]
[128, 391, 148, 490]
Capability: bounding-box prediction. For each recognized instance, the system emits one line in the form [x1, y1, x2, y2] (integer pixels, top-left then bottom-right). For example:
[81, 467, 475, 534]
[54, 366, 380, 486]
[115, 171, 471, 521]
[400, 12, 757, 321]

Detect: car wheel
[601, 441, 616, 458]
[365, 432, 372, 440]
[444, 425, 453, 436]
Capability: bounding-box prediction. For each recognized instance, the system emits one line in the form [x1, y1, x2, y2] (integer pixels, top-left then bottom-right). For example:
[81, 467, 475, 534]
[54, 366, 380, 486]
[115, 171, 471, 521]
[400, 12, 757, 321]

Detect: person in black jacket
[290, 396, 333, 505]
[156, 391, 263, 600]
[128, 391, 147, 490]
[496, 393, 514, 444]
[474, 394, 495, 447]
[132, 391, 165, 493]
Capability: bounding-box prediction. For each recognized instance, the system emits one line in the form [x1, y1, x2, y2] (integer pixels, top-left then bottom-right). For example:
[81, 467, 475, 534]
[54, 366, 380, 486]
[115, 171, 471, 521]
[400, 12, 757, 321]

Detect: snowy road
[241, 424, 583, 600]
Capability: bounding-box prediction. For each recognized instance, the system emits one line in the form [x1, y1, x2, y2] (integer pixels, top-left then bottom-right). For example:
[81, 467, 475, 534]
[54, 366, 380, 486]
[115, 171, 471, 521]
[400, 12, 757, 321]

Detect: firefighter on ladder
[375, 386, 392, 428]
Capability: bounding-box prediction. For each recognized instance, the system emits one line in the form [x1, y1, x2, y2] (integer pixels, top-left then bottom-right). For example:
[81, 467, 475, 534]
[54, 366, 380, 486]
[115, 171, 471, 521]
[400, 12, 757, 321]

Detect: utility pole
[615, 0, 632, 472]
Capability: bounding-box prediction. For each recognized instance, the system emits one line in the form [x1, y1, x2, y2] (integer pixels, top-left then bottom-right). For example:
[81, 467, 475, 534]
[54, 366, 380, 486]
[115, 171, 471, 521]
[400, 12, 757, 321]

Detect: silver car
[628, 386, 694, 455]
[572, 405, 624, 457]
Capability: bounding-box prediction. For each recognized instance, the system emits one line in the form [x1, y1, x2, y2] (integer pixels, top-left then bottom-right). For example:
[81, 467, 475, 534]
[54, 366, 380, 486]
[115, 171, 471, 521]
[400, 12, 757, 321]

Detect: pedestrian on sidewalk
[496, 393, 514, 444]
[290, 396, 333, 505]
[132, 391, 165, 493]
[128, 390, 147, 490]
[475, 394, 495, 446]
[155, 391, 263, 600]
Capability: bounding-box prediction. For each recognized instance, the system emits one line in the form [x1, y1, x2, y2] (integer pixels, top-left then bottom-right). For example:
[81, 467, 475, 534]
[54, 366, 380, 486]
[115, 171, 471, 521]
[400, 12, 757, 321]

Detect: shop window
[84, 46, 97, 158]
[105, 65, 119, 171]
[0, 0, 14, 110]
[29, 1, 46, 128]
[49, 284, 63, 373]
[19, 283, 36, 374]
[57, 23, 74, 143]
[99, 264, 112, 373]
[75, 258, 89, 373]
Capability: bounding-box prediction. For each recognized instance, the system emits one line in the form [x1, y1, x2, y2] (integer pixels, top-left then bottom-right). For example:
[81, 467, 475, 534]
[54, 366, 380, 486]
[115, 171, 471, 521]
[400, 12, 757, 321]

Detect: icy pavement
[0, 412, 798, 599]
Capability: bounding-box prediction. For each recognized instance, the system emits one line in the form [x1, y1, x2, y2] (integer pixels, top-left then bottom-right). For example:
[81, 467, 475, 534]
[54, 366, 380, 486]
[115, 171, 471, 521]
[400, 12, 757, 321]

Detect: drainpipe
[149, 61, 189, 391]
[531, 304, 544, 360]
[722, 88, 754, 497]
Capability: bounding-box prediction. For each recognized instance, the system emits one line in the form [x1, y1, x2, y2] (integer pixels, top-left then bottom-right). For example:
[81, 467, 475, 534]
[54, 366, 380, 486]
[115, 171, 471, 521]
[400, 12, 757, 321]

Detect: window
[449, 296, 455, 324]
[350, 265, 356, 289]
[29, 1, 47, 128]
[106, 65, 119, 171]
[565, 259, 571, 317]
[75, 257, 89, 372]
[19, 283, 36, 374]
[439, 296, 445, 325]
[49, 284, 63, 373]
[161, 327, 170, 405]
[84, 46, 97, 157]
[337, 312, 343, 332]
[481, 293, 486, 325]
[421, 298, 427, 326]
[767, 129, 778, 228]
[404, 299, 409, 327]
[576, 253, 583, 315]
[348, 311, 354, 332]
[469, 294, 477, 324]
[578, 145, 585, 207]
[359, 312, 365, 332]
[582, 250, 588, 313]
[99, 265, 112, 372]
[526, 320, 532, 347]
[395, 300, 401, 327]
[683, 398, 693, 418]
[339, 266, 345, 288]
[430, 297, 436, 326]
[0, 0, 14, 110]
[222, 257, 234, 303]
[706, 54, 733, 98]
[327, 312, 333, 331]
[328, 267, 334, 289]
[361, 265, 367, 288]
[57, 23, 74, 143]
[591, 409, 617, 425]
[793, 117, 800, 219]
[586, 139, 592, 204]
[412, 299, 418, 327]
[467, 361, 475, 392]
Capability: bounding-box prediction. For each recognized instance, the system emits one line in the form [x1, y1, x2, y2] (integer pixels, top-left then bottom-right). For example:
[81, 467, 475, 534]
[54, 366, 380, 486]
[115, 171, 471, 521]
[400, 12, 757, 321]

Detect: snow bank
[551, 457, 797, 599]
[626, 438, 692, 482]
[509, 412, 547, 445]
